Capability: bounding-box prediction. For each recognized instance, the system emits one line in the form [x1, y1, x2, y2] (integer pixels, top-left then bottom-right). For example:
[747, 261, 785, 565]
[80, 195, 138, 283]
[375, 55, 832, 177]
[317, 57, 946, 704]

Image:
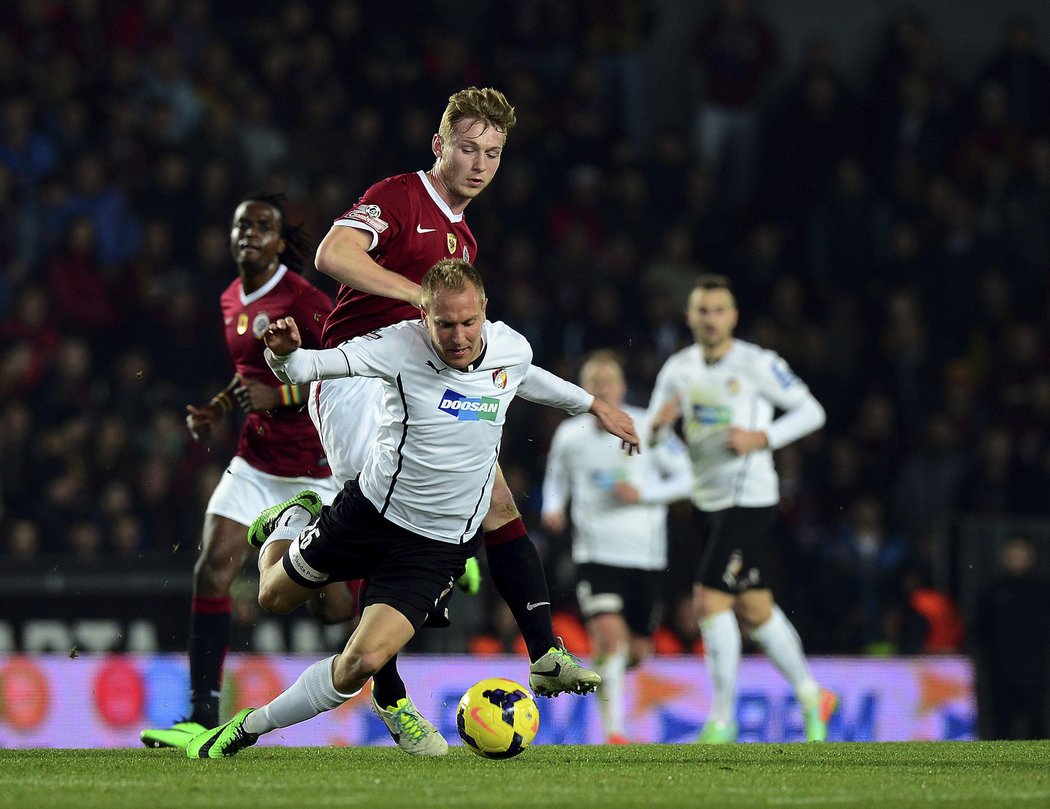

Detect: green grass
[2, 742, 1048, 809]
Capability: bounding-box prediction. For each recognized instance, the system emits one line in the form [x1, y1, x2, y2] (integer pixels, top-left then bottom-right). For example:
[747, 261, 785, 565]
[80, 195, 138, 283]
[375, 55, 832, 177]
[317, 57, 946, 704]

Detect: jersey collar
[416, 170, 464, 223]
[240, 264, 288, 305]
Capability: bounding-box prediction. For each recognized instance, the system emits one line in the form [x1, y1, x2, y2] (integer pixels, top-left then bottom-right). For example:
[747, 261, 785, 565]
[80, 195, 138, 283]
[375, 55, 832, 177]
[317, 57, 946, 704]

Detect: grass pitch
[2, 742, 1047, 809]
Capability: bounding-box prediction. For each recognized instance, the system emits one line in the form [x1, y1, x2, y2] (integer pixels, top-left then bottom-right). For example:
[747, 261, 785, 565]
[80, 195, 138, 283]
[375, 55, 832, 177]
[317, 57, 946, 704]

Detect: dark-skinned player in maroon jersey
[140, 193, 340, 750]
[248, 88, 600, 755]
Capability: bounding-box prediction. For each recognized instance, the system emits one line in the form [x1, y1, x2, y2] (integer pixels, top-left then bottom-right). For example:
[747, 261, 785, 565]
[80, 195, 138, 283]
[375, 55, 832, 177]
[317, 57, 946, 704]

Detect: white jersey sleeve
[639, 431, 693, 505]
[751, 348, 826, 450]
[540, 419, 573, 518]
[265, 323, 411, 384]
[518, 364, 594, 415]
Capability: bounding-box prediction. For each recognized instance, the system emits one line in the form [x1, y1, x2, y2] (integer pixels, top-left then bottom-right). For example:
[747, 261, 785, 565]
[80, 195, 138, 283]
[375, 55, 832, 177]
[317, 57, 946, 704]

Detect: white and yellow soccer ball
[456, 677, 540, 759]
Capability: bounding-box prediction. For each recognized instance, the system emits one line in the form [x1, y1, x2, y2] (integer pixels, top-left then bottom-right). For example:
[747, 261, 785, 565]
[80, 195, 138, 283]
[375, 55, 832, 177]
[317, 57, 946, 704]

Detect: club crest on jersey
[252, 312, 271, 338]
[439, 388, 499, 421]
[725, 377, 741, 396]
[492, 367, 508, 389]
[237, 313, 249, 335]
[446, 232, 457, 254]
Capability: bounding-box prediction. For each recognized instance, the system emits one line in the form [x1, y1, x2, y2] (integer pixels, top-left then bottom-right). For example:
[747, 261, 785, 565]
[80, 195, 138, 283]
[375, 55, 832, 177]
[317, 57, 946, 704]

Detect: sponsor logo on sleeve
[345, 203, 389, 233]
[770, 358, 799, 389]
[439, 388, 500, 421]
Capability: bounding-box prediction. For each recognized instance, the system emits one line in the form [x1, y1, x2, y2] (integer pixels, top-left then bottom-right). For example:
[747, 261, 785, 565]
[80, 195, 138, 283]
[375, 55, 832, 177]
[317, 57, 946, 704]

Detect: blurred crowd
[2, 0, 1049, 656]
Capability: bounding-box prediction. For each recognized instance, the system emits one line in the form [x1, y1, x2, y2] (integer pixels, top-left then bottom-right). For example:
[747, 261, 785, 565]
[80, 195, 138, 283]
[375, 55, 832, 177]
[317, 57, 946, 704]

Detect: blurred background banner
[0, 654, 973, 747]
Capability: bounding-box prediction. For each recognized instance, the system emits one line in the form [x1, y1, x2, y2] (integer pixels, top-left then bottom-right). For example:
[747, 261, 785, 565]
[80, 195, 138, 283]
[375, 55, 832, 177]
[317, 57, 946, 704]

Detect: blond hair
[438, 87, 516, 145]
[420, 258, 486, 309]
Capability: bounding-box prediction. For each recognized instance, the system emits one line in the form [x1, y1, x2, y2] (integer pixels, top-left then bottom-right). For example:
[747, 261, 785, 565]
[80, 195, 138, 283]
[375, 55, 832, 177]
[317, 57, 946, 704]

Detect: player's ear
[432, 133, 443, 158]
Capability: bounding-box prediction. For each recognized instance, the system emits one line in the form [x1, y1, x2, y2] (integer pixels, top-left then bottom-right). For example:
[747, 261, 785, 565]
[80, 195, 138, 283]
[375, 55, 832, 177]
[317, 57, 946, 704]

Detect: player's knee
[192, 556, 238, 596]
[257, 580, 296, 615]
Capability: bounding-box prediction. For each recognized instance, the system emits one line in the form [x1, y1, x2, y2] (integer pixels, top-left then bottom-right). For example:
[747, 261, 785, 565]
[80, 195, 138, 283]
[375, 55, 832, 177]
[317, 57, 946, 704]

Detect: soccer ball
[456, 677, 540, 759]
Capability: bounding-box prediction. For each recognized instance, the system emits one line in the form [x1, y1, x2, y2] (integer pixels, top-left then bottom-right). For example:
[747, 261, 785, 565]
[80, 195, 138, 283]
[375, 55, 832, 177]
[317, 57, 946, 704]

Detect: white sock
[257, 506, 313, 571]
[700, 610, 740, 724]
[243, 655, 359, 735]
[749, 605, 819, 709]
[594, 645, 628, 739]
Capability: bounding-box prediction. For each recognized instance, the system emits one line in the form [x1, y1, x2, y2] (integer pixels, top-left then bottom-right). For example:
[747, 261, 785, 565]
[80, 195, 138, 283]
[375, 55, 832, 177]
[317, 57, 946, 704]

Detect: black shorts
[692, 505, 777, 594]
[575, 562, 665, 637]
[283, 479, 481, 628]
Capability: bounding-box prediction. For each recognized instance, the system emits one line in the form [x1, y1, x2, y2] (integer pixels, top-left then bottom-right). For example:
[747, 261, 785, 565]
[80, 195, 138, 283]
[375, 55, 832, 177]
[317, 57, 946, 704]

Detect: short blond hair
[438, 87, 516, 146]
[420, 259, 486, 308]
[580, 349, 625, 385]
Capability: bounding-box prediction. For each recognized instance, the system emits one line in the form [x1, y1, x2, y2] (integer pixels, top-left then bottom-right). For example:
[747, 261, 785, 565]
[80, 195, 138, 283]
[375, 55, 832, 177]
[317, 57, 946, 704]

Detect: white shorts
[308, 375, 382, 483]
[205, 455, 342, 525]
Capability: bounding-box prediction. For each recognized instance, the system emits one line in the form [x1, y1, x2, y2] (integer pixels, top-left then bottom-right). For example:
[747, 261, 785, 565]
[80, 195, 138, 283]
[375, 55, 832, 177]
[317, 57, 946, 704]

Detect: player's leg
[740, 591, 837, 741]
[484, 464, 600, 694]
[187, 604, 413, 759]
[696, 584, 741, 742]
[141, 462, 259, 749]
[692, 506, 745, 743]
[577, 564, 635, 742]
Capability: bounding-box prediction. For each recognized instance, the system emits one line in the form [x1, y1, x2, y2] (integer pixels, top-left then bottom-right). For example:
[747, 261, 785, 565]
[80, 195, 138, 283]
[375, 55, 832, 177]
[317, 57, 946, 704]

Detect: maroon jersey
[219, 265, 333, 478]
[321, 171, 478, 347]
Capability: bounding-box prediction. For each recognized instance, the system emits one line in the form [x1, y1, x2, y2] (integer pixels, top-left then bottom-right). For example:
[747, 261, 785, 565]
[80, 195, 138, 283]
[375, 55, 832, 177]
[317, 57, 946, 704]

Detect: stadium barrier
[0, 654, 974, 747]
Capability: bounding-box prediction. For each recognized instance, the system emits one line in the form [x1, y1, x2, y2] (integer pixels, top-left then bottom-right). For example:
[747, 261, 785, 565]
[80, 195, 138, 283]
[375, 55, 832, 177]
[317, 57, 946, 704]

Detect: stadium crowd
[1, 0, 1049, 657]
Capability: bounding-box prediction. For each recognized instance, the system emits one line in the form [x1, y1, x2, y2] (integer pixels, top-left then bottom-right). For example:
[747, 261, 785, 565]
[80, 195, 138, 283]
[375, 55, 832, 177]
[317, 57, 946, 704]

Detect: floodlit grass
[2, 742, 1048, 809]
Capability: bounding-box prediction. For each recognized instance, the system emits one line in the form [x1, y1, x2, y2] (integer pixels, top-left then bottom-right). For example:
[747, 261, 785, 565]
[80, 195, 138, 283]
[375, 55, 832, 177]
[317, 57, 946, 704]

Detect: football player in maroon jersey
[141, 193, 339, 750]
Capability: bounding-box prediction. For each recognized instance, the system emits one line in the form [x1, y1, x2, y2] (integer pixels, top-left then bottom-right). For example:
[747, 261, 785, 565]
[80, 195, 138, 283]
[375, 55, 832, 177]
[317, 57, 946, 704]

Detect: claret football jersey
[219, 264, 332, 478]
[322, 171, 477, 346]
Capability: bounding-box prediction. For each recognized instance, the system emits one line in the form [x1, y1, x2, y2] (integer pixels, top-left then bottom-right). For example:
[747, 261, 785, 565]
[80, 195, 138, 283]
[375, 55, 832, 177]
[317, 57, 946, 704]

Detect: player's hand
[612, 482, 642, 504]
[591, 398, 641, 455]
[726, 427, 768, 456]
[650, 395, 681, 432]
[456, 557, 482, 595]
[264, 317, 302, 356]
[185, 404, 220, 442]
[540, 511, 567, 534]
[234, 373, 281, 412]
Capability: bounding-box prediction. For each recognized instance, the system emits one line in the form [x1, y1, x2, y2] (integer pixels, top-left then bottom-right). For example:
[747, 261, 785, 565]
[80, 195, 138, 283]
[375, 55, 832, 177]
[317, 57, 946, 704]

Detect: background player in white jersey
[185, 260, 639, 759]
[649, 274, 837, 744]
[140, 193, 339, 750]
[541, 350, 693, 744]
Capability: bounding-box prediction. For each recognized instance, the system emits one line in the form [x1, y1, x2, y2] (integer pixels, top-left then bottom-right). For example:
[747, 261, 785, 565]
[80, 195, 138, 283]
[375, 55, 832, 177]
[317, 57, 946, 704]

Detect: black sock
[371, 654, 407, 708]
[188, 596, 231, 727]
[485, 531, 556, 662]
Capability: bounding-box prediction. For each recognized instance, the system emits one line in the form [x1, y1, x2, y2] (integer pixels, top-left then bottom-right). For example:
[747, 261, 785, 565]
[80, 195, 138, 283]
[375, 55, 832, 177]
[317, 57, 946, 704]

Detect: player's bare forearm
[591, 398, 641, 455]
[264, 317, 302, 356]
[650, 395, 681, 432]
[316, 226, 421, 306]
[726, 426, 768, 455]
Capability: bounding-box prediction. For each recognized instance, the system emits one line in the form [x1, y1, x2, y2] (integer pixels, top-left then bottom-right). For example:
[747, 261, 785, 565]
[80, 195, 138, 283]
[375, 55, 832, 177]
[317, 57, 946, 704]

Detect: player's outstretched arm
[590, 398, 641, 455]
[264, 317, 302, 356]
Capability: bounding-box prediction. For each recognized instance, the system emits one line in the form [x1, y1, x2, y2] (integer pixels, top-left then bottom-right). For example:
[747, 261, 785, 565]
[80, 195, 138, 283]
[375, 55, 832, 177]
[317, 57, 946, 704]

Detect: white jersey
[648, 339, 825, 512]
[267, 319, 594, 543]
[542, 404, 692, 570]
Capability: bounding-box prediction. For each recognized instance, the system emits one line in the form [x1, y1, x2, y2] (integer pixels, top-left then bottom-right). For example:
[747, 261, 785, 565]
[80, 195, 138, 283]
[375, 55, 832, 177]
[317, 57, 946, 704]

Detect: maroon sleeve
[335, 176, 413, 254]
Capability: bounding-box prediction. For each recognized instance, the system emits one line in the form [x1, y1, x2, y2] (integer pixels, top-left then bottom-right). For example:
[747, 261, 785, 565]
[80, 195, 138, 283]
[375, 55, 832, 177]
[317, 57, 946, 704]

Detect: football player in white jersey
[541, 350, 692, 744]
[648, 274, 837, 744]
[185, 259, 639, 759]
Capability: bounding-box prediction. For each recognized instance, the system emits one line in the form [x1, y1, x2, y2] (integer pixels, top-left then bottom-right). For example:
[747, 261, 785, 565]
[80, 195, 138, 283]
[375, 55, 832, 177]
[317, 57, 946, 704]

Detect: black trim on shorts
[380, 373, 409, 516]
